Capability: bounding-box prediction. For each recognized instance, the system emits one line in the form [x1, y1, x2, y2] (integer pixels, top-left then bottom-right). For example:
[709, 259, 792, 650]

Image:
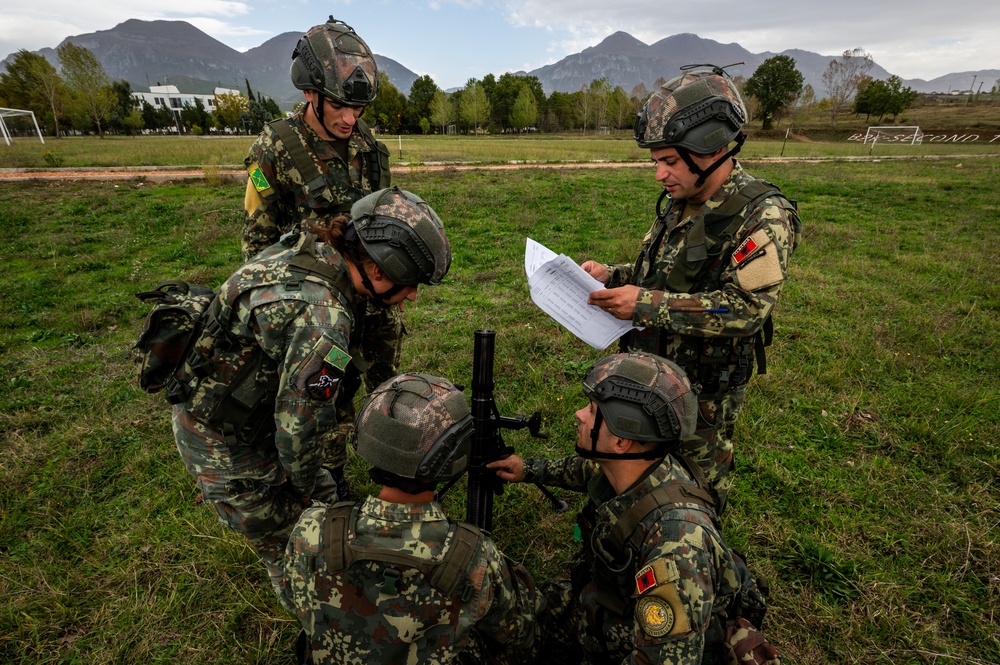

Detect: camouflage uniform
[606, 162, 800, 510]
[242, 110, 400, 476]
[171, 232, 364, 603]
[283, 497, 541, 664]
[521, 454, 744, 665]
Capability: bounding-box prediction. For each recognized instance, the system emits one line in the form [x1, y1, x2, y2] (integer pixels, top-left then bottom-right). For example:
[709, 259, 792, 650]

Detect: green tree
[180, 98, 211, 134]
[57, 42, 116, 137]
[0, 50, 66, 137]
[365, 71, 406, 133]
[744, 55, 805, 130]
[429, 90, 453, 134]
[488, 73, 544, 133]
[407, 75, 439, 133]
[140, 100, 176, 132]
[509, 84, 538, 132]
[460, 79, 490, 135]
[608, 85, 631, 131]
[107, 80, 140, 135]
[854, 75, 918, 122]
[213, 91, 248, 131]
[822, 47, 874, 125]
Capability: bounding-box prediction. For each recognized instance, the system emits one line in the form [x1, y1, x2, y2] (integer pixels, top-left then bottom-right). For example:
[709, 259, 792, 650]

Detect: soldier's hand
[487, 455, 525, 483]
[588, 286, 640, 320]
[581, 261, 610, 285]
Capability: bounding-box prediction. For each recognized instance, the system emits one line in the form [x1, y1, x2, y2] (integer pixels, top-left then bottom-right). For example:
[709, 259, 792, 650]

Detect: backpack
[133, 280, 217, 403]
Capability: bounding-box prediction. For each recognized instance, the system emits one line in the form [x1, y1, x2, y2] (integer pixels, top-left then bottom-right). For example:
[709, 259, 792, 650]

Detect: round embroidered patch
[637, 596, 674, 637]
[305, 363, 341, 400]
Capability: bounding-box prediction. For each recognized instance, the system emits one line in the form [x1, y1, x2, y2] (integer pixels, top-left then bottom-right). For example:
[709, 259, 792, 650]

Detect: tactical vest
[177, 233, 364, 447]
[577, 454, 719, 617]
[623, 179, 800, 399]
[270, 115, 392, 216]
[321, 501, 485, 601]
[576, 457, 771, 661]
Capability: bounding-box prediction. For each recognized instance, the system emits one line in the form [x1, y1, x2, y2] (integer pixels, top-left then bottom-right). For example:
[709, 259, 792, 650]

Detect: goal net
[863, 126, 923, 145]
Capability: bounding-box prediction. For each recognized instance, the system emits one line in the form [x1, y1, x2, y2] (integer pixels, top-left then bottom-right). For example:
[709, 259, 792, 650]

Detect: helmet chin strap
[309, 98, 326, 136]
[676, 131, 747, 188]
[575, 406, 669, 461]
[343, 221, 404, 308]
[357, 264, 404, 308]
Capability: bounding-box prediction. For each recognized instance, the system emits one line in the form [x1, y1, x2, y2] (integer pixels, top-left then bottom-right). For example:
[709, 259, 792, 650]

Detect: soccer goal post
[863, 126, 923, 145]
[0, 107, 45, 146]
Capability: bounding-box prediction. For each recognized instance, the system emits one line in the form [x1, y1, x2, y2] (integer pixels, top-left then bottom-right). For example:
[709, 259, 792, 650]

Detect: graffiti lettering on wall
[847, 133, 1000, 143]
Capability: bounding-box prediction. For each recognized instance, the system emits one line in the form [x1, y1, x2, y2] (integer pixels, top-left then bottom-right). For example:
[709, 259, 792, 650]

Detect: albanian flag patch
[732, 236, 759, 265]
[635, 564, 657, 595]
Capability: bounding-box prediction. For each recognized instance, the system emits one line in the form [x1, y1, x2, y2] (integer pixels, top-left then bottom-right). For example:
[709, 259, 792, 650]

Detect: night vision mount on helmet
[634, 63, 748, 187]
[290, 17, 379, 107]
[579, 353, 698, 461]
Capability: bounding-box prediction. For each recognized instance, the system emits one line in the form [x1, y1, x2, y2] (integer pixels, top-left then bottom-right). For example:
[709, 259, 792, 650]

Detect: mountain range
[3, 19, 997, 107]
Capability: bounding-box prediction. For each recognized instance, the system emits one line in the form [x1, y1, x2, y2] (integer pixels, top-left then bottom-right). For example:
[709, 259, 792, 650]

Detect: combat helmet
[345, 187, 451, 305]
[578, 353, 697, 460]
[634, 64, 747, 187]
[355, 373, 473, 485]
[290, 17, 378, 106]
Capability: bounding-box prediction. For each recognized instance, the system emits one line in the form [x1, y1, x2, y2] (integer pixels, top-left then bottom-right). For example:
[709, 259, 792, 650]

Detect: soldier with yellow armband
[240, 17, 399, 502]
[488, 353, 780, 665]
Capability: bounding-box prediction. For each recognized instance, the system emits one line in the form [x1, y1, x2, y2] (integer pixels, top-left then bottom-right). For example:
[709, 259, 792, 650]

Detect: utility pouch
[133, 280, 217, 400]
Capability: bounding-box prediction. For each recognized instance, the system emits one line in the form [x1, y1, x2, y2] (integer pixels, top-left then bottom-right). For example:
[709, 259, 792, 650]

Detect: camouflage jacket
[172, 233, 362, 499]
[606, 162, 800, 344]
[523, 455, 742, 664]
[283, 497, 541, 664]
[242, 111, 391, 261]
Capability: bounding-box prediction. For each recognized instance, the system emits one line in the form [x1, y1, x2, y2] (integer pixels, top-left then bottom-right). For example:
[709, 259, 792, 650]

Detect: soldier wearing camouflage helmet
[489, 353, 779, 665]
[283, 372, 542, 665]
[582, 65, 802, 513]
[240, 17, 399, 503]
[170, 188, 450, 611]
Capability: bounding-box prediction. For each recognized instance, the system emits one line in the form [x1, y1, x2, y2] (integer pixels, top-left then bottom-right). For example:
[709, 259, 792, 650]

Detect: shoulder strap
[608, 458, 718, 557]
[322, 504, 484, 598]
[270, 118, 327, 197]
[356, 117, 392, 190]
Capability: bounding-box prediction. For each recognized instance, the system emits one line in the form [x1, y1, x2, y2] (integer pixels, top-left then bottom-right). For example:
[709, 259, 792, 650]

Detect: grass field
[2, 123, 1000, 170]
[0, 154, 998, 664]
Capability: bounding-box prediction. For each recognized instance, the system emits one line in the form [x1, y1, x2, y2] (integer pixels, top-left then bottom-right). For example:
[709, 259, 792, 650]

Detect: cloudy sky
[2, 0, 998, 90]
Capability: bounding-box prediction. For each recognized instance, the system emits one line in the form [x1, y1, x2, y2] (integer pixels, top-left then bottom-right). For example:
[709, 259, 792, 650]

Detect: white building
[131, 84, 243, 113]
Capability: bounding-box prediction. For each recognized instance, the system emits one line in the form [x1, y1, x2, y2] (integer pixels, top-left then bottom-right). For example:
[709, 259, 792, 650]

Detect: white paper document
[524, 238, 638, 350]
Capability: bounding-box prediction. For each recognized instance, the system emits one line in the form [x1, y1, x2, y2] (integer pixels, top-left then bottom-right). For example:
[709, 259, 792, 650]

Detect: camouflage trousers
[675, 384, 747, 515]
[324, 304, 403, 474]
[195, 465, 337, 612]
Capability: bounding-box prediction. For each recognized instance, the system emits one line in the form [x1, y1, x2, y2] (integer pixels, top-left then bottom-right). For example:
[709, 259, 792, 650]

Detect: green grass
[1, 158, 998, 664]
[2, 130, 1000, 170]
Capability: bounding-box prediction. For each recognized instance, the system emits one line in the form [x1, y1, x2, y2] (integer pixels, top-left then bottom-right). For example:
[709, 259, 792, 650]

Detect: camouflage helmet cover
[634, 68, 747, 154]
[355, 373, 473, 483]
[350, 187, 452, 285]
[582, 353, 697, 444]
[290, 17, 378, 106]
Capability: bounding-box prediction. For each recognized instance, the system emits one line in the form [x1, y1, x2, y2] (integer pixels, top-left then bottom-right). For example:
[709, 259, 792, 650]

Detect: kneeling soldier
[283, 373, 542, 664]
[489, 353, 779, 665]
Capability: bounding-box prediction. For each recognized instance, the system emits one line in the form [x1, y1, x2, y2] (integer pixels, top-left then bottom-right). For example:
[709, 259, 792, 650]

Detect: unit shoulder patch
[637, 595, 675, 637]
[733, 228, 784, 292]
[248, 162, 273, 195]
[324, 344, 352, 372]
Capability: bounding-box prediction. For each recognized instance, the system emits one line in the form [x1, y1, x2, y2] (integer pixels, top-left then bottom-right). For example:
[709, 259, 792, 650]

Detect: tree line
[1, 42, 932, 139]
[0, 45, 282, 138]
